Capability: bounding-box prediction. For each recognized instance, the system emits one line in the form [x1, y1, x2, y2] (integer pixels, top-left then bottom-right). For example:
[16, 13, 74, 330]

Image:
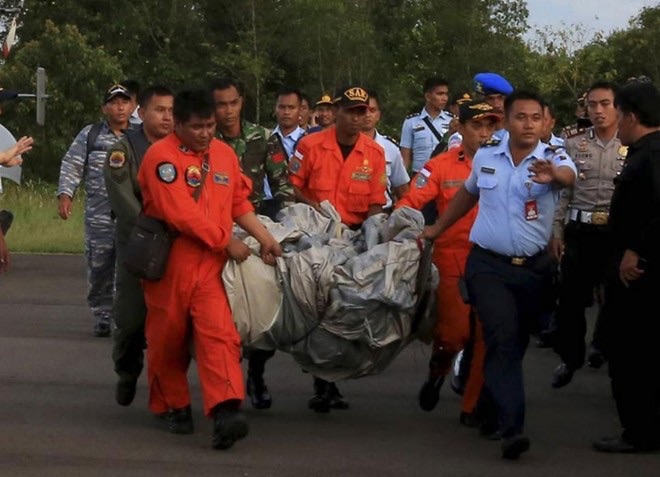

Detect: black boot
[212, 401, 249, 450]
[166, 405, 194, 435]
[308, 377, 331, 413]
[327, 382, 349, 410]
[115, 375, 138, 406]
[247, 371, 272, 410]
[418, 376, 445, 412]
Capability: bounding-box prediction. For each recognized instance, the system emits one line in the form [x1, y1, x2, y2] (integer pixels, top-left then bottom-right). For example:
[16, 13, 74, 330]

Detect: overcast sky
[526, 0, 659, 39]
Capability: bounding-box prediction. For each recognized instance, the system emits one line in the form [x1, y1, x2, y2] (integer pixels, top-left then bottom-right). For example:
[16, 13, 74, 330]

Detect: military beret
[473, 73, 514, 96]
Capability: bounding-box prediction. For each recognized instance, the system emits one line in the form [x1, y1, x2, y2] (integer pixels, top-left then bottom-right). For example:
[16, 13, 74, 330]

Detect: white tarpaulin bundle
[223, 202, 438, 381]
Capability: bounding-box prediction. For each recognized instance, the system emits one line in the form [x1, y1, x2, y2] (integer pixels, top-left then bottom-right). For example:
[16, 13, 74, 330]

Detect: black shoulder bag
[123, 154, 210, 280]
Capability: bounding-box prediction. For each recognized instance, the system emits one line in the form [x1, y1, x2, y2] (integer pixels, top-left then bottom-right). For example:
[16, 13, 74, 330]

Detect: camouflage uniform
[217, 120, 294, 213]
[103, 127, 150, 382]
[57, 121, 134, 330]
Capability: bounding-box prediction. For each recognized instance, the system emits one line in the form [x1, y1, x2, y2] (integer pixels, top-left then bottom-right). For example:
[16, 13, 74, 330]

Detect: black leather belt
[474, 245, 546, 266]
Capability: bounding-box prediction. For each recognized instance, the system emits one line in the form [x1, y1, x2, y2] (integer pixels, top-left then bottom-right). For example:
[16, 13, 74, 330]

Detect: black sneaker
[246, 372, 272, 410]
[93, 322, 111, 338]
[115, 376, 137, 406]
[166, 405, 194, 435]
[212, 408, 249, 450]
[418, 376, 445, 412]
[327, 382, 349, 410]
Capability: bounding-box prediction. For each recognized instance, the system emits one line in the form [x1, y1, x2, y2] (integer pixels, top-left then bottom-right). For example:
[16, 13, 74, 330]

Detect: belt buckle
[591, 211, 608, 225]
[511, 257, 526, 266]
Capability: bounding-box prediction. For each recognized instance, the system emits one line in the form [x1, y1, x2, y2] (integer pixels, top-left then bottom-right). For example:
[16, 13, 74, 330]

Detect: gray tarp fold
[223, 202, 438, 381]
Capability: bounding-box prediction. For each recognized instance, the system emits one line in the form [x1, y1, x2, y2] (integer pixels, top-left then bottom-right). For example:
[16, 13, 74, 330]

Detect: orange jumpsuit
[138, 133, 254, 417]
[289, 127, 387, 227]
[396, 145, 485, 413]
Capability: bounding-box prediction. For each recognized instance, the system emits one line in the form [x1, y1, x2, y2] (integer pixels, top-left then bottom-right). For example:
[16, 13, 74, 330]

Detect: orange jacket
[397, 146, 476, 250]
[289, 127, 386, 227]
[138, 133, 253, 254]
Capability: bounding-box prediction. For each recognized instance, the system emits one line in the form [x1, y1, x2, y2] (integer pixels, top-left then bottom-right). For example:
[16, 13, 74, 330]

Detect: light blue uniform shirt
[464, 139, 576, 257]
[400, 107, 454, 172]
[374, 131, 410, 208]
[264, 125, 305, 200]
[546, 133, 565, 147]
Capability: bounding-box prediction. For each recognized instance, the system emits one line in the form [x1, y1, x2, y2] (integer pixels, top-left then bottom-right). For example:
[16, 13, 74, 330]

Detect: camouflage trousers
[112, 251, 147, 380]
[84, 224, 116, 326]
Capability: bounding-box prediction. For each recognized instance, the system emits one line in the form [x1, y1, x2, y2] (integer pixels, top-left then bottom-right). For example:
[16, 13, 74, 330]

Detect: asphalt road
[1, 254, 658, 477]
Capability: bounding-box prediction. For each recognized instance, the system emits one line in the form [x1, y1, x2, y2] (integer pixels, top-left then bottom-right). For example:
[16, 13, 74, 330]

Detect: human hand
[420, 224, 440, 241]
[259, 238, 282, 266]
[548, 237, 564, 262]
[226, 237, 251, 263]
[619, 249, 644, 287]
[57, 194, 73, 220]
[528, 159, 556, 184]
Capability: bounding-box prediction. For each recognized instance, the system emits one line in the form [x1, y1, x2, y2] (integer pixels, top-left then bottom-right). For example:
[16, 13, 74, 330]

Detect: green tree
[0, 20, 123, 181]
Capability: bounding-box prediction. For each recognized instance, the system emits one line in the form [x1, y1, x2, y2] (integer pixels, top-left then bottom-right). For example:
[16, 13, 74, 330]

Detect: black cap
[315, 93, 333, 107]
[459, 100, 500, 123]
[103, 84, 131, 104]
[332, 86, 369, 109]
[0, 88, 19, 102]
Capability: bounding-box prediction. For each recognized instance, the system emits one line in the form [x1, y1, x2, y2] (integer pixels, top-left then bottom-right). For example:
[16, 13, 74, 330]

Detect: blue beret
[473, 73, 514, 96]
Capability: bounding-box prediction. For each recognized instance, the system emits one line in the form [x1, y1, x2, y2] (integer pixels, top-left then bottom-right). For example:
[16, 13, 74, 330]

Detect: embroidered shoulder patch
[157, 162, 177, 183]
[108, 151, 126, 169]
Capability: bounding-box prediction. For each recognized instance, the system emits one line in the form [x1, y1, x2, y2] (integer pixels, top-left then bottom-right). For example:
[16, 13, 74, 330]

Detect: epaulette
[545, 144, 561, 153]
[443, 109, 457, 118]
[382, 134, 399, 146]
[480, 138, 501, 148]
[406, 112, 420, 120]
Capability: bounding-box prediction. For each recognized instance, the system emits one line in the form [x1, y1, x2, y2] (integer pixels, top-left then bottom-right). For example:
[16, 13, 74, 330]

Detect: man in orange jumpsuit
[289, 85, 387, 411]
[397, 100, 498, 425]
[137, 88, 282, 450]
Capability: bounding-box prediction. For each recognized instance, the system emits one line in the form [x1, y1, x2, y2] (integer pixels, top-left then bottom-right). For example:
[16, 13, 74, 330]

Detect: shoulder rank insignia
[157, 162, 177, 183]
[406, 112, 420, 120]
[383, 135, 398, 146]
[108, 150, 126, 169]
[561, 124, 582, 139]
[481, 139, 501, 148]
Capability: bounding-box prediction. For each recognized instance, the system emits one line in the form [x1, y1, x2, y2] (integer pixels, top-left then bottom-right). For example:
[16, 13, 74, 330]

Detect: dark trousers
[465, 247, 555, 438]
[553, 222, 613, 368]
[606, 265, 660, 449]
[112, 257, 147, 380]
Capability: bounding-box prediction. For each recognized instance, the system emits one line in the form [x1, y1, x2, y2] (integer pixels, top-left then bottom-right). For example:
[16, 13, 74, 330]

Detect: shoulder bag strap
[192, 153, 210, 203]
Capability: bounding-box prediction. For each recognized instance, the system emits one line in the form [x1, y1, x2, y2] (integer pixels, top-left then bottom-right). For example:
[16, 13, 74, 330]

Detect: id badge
[525, 199, 538, 221]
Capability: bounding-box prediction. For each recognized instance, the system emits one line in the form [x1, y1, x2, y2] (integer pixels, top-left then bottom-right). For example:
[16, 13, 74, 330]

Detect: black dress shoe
[115, 376, 137, 406]
[327, 382, 349, 410]
[212, 408, 249, 450]
[93, 322, 111, 338]
[166, 405, 194, 434]
[587, 348, 605, 369]
[551, 363, 575, 388]
[246, 372, 272, 410]
[418, 376, 444, 412]
[501, 435, 530, 459]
